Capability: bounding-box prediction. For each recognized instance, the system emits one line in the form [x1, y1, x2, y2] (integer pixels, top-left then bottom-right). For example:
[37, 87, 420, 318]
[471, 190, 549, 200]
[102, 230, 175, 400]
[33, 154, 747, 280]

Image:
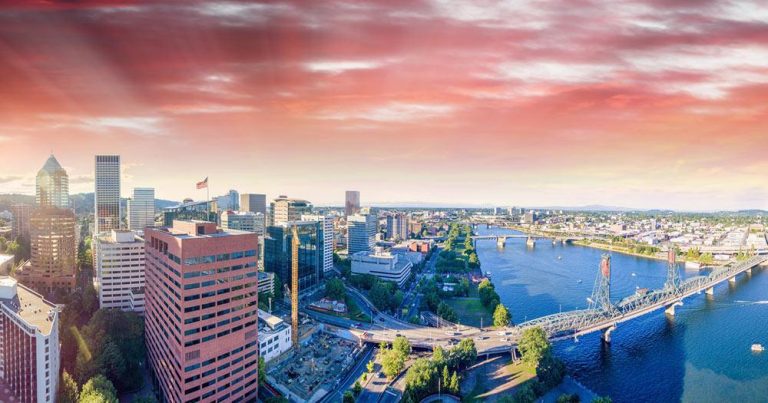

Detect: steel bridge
[346, 253, 767, 354]
[509, 253, 768, 343]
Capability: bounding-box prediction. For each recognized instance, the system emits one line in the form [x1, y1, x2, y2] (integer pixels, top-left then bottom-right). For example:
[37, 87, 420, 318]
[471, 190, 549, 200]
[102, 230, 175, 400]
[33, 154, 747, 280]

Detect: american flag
[196, 177, 208, 189]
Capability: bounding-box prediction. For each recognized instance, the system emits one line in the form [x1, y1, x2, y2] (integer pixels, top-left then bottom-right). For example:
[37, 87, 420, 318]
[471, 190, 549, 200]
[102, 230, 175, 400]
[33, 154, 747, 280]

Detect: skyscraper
[347, 213, 377, 254]
[127, 187, 155, 231]
[269, 196, 312, 226]
[215, 189, 240, 211]
[302, 214, 334, 275]
[264, 221, 325, 295]
[94, 155, 121, 234]
[240, 193, 267, 215]
[0, 276, 61, 403]
[386, 213, 409, 241]
[11, 203, 32, 241]
[18, 207, 77, 294]
[144, 221, 259, 403]
[345, 191, 360, 216]
[35, 154, 69, 208]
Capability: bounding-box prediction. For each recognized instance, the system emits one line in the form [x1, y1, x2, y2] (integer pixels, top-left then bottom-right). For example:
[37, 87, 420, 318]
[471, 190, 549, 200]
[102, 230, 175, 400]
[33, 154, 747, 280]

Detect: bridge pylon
[588, 254, 614, 313]
[666, 248, 682, 292]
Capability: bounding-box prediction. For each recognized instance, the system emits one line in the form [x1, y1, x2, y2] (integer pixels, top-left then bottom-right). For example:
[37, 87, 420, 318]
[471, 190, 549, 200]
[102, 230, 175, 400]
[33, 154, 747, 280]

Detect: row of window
[183, 250, 257, 266]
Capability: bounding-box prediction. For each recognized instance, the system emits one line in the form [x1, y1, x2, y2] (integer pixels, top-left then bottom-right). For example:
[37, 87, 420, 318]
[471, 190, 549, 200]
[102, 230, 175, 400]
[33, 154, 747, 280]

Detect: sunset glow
[1, 0, 767, 209]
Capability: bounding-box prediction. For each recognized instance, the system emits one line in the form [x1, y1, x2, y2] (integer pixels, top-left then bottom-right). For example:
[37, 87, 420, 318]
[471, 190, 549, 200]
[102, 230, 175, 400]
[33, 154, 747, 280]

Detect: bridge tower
[666, 248, 682, 292]
[588, 254, 613, 312]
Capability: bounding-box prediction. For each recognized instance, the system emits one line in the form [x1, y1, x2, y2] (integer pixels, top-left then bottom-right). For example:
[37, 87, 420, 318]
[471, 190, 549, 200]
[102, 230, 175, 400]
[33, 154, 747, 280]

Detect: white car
[497, 331, 508, 336]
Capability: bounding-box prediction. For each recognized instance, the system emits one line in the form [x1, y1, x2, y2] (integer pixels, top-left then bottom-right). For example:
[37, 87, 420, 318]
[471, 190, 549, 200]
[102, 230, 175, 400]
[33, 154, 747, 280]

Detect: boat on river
[752, 344, 765, 352]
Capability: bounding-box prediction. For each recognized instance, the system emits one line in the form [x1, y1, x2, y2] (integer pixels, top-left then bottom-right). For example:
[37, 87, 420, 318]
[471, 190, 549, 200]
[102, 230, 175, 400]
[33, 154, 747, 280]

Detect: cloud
[319, 103, 456, 122]
[305, 60, 385, 74]
[0, 176, 22, 184]
[79, 116, 164, 136]
[160, 104, 256, 115]
[69, 175, 94, 185]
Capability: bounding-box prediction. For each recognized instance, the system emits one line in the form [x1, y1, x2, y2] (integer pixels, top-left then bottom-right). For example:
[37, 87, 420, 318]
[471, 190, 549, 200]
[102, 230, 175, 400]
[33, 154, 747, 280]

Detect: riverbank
[572, 240, 668, 262]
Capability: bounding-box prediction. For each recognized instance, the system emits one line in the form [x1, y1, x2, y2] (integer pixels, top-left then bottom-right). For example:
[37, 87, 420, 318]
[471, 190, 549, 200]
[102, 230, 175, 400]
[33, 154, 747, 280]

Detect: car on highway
[497, 331, 508, 336]
[499, 337, 509, 342]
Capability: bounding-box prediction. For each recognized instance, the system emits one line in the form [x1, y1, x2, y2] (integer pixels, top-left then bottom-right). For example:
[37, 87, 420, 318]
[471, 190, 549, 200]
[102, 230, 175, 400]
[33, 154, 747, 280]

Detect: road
[319, 345, 374, 403]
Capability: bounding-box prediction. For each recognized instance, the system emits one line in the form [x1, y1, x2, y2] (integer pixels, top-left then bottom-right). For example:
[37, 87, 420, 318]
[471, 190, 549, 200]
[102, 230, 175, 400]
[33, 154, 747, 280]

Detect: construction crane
[291, 225, 300, 350]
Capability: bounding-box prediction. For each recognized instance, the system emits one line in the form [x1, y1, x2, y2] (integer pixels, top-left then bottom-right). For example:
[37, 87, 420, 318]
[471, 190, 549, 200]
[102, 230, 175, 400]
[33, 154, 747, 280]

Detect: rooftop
[0, 277, 59, 336]
[0, 254, 13, 265]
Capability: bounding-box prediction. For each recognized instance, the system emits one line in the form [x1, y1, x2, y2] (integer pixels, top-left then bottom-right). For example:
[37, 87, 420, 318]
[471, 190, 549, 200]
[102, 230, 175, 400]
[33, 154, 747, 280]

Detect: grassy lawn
[462, 360, 537, 402]
[444, 298, 492, 328]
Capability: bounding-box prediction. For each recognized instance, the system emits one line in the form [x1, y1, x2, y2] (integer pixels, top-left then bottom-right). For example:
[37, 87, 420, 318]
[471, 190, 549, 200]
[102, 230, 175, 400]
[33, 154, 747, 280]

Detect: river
[473, 226, 768, 403]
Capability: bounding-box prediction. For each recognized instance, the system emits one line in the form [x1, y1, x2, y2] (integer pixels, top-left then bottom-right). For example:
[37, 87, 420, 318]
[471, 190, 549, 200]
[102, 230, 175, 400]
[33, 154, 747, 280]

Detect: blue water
[474, 226, 768, 403]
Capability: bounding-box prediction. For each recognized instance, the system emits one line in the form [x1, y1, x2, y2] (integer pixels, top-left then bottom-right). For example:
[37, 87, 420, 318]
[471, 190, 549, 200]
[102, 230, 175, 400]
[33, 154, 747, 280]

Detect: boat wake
[735, 300, 768, 305]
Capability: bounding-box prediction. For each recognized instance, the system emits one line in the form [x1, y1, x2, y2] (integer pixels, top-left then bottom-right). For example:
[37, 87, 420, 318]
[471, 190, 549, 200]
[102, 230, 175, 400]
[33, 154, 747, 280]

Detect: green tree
[536, 354, 566, 389]
[258, 356, 266, 386]
[325, 278, 346, 301]
[80, 375, 118, 403]
[449, 371, 460, 394]
[518, 327, 551, 367]
[493, 303, 512, 327]
[393, 336, 411, 358]
[513, 382, 538, 403]
[132, 395, 158, 403]
[432, 345, 445, 365]
[366, 360, 375, 373]
[343, 390, 356, 403]
[442, 365, 450, 391]
[557, 394, 580, 403]
[592, 397, 612, 403]
[353, 380, 362, 396]
[379, 346, 405, 379]
[57, 371, 79, 403]
[450, 339, 477, 369]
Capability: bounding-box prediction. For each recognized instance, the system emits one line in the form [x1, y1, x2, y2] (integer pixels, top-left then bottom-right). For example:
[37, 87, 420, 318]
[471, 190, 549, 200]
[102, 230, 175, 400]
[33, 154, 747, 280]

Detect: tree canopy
[493, 303, 512, 327]
[518, 327, 551, 367]
[79, 375, 118, 403]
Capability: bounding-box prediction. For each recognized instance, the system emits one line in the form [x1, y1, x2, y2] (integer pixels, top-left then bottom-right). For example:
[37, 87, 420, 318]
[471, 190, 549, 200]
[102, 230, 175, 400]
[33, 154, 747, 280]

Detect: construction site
[269, 331, 362, 401]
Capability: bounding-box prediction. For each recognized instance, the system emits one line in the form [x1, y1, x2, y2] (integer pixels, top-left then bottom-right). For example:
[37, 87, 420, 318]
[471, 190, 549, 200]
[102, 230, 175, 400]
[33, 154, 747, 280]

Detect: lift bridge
[511, 252, 768, 343]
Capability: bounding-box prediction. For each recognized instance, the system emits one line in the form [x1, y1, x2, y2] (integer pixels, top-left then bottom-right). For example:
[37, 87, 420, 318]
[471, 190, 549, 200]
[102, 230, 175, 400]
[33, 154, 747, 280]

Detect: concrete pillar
[601, 325, 616, 344]
[665, 301, 683, 316]
[729, 276, 736, 284]
[746, 268, 752, 275]
[705, 286, 714, 295]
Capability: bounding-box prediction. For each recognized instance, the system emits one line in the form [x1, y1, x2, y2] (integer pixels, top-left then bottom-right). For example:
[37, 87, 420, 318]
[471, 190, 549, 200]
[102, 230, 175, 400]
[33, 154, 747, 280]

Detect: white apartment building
[258, 271, 275, 295]
[348, 213, 377, 255]
[257, 309, 292, 363]
[302, 214, 334, 275]
[127, 187, 155, 231]
[0, 277, 60, 403]
[350, 250, 413, 288]
[94, 230, 146, 313]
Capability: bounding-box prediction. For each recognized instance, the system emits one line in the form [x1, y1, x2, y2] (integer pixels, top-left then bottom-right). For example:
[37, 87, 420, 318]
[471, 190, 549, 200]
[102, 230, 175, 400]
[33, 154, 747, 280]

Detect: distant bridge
[471, 234, 585, 248]
[344, 253, 768, 355]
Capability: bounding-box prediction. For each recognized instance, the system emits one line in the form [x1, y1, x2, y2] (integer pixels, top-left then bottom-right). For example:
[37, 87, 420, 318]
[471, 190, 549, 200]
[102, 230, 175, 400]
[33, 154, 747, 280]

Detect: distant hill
[0, 193, 179, 215]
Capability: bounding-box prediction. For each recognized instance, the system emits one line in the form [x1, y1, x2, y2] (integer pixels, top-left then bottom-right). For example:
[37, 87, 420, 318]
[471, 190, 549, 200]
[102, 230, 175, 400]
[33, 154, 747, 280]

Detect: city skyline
[0, 1, 767, 210]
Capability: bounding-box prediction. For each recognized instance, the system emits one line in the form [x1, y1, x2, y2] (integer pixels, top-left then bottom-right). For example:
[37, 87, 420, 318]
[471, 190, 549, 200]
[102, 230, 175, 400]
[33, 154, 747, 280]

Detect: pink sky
[0, 0, 767, 210]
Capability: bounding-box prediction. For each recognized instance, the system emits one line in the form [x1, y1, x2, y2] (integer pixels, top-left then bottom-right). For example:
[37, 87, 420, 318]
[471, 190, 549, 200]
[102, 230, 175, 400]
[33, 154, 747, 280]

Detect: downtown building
[35, 155, 69, 209]
[345, 190, 360, 216]
[301, 214, 334, 275]
[347, 213, 377, 255]
[268, 196, 312, 226]
[144, 221, 259, 403]
[240, 194, 266, 216]
[215, 190, 240, 211]
[350, 250, 413, 288]
[93, 230, 146, 313]
[11, 204, 31, 241]
[264, 221, 325, 295]
[386, 213, 409, 241]
[127, 187, 156, 231]
[18, 208, 78, 294]
[0, 276, 60, 403]
[94, 155, 121, 234]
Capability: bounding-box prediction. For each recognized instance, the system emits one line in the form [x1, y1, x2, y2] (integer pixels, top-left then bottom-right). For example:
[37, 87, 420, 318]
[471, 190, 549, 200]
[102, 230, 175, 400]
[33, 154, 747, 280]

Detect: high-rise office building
[386, 213, 409, 241]
[35, 154, 69, 208]
[0, 277, 60, 403]
[94, 230, 146, 312]
[17, 207, 77, 294]
[347, 213, 377, 254]
[215, 189, 240, 211]
[11, 203, 32, 241]
[127, 187, 155, 231]
[345, 191, 360, 216]
[144, 221, 259, 403]
[264, 221, 325, 295]
[94, 155, 121, 234]
[301, 214, 334, 275]
[162, 200, 217, 226]
[240, 194, 267, 215]
[221, 211, 265, 236]
[269, 196, 312, 226]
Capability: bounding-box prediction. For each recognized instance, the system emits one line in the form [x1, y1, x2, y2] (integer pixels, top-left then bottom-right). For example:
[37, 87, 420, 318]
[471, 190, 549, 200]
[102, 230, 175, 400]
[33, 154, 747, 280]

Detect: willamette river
[474, 226, 768, 403]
